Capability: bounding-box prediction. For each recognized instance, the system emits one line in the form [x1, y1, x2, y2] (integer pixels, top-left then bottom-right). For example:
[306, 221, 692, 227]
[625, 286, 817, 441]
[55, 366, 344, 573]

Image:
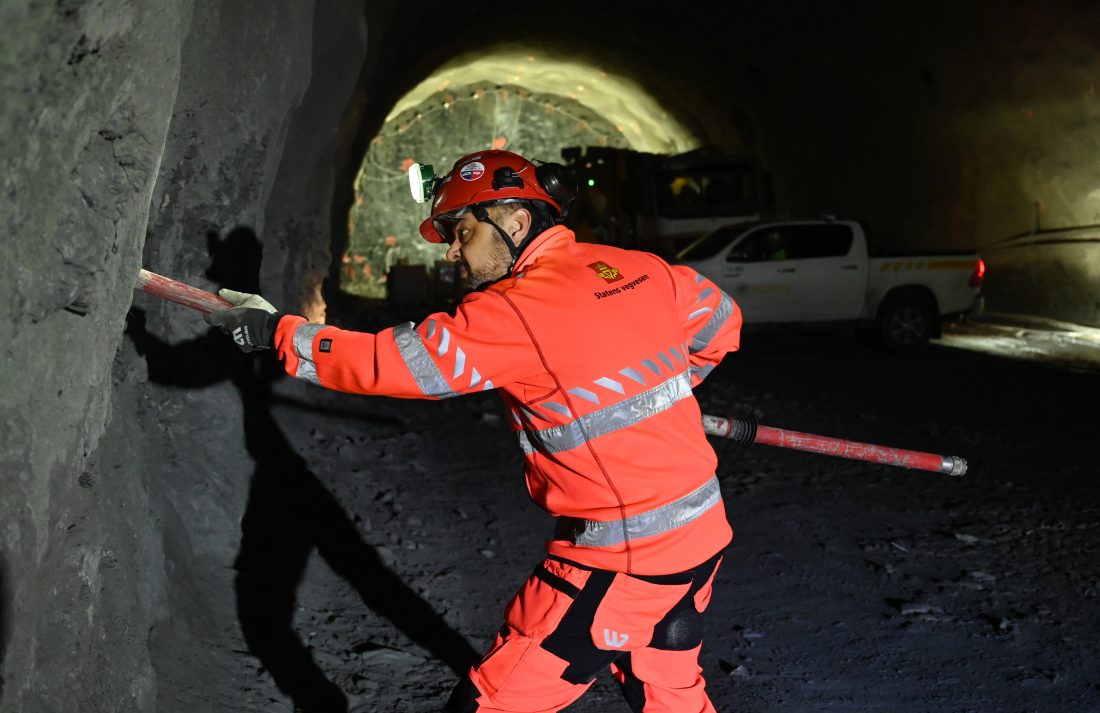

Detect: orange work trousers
[444, 552, 723, 712]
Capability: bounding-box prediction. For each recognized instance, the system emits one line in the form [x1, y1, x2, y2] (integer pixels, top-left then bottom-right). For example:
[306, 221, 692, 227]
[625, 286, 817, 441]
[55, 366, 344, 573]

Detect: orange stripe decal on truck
[926, 260, 975, 270]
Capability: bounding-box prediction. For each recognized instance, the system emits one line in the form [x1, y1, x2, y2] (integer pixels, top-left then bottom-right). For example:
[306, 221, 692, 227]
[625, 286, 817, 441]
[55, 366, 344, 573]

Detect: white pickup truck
[675, 218, 983, 349]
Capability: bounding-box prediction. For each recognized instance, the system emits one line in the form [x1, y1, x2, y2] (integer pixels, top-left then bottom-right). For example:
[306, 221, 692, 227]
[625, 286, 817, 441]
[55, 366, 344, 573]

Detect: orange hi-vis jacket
[274, 226, 742, 575]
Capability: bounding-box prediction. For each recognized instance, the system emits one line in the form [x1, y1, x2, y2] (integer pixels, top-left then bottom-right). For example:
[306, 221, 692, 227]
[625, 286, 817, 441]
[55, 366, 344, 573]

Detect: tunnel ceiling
[387, 51, 700, 155]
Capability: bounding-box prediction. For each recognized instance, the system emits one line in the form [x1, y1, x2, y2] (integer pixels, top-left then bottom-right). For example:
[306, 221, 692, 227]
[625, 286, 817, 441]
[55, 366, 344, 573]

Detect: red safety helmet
[418, 150, 563, 243]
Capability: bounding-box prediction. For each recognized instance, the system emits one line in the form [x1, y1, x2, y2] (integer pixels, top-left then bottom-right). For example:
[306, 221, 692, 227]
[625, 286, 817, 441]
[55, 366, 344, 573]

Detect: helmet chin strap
[471, 204, 526, 272]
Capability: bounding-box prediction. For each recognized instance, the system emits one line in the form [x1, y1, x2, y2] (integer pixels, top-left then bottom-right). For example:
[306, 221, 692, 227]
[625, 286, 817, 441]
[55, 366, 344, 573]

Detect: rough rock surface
[1, 2, 188, 709]
[1, 1, 366, 711]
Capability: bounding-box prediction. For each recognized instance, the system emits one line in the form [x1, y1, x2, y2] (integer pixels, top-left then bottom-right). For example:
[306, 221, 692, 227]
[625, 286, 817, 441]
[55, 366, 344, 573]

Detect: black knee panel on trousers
[649, 601, 704, 651]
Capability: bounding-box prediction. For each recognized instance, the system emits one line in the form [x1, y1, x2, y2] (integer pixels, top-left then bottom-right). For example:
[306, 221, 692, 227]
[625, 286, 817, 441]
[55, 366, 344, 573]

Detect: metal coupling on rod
[939, 456, 968, 477]
[701, 414, 757, 446]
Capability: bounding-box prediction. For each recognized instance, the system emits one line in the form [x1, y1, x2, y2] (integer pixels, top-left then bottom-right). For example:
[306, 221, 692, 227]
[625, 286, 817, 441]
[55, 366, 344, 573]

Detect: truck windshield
[676, 223, 756, 261]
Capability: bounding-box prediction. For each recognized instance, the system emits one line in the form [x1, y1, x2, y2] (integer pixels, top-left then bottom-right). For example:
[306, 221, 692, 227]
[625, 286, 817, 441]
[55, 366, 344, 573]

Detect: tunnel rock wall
[1, 2, 189, 710]
[981, 234, 1100, 328]
[0, 1, 367, 711]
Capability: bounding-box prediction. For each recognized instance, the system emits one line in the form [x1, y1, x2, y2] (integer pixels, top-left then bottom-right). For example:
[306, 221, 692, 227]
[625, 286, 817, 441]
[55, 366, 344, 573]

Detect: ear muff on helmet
[535, 162, 577, 220]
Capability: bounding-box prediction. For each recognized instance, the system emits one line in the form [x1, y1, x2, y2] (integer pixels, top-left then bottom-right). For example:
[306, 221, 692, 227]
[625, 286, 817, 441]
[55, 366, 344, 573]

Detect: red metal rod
[135, 269, 232, 314]
[701, 414, 967, 476]
[134, 270, 967, 476]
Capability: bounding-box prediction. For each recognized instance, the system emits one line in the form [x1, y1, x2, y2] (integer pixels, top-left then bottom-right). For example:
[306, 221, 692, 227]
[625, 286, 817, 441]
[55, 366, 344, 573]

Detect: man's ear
[508, 207, 532, 245]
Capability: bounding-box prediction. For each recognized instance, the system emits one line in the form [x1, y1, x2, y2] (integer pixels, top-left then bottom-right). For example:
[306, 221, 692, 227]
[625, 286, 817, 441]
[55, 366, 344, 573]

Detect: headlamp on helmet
[408, 162, 438, 204]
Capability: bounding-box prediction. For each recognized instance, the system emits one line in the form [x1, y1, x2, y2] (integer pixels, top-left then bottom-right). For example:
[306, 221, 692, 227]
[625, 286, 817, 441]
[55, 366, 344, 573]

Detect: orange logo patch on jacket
[588, 261, 624, 283]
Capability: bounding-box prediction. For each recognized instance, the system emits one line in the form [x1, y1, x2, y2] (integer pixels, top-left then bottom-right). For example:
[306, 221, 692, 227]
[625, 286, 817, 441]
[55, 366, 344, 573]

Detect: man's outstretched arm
[207, 288, 535, 400]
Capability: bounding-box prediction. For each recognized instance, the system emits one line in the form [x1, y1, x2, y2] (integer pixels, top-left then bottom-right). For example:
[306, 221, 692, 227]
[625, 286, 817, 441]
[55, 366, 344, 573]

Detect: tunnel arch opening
[340, 49, 702, 300]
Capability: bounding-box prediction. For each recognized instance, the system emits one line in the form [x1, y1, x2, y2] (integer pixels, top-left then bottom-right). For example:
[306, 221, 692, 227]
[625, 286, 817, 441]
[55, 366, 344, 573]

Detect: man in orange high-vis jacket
[205, 150, 743, 712]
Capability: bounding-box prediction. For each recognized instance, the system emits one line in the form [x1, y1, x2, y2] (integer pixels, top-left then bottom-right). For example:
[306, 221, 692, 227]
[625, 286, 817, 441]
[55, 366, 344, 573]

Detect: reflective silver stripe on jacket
[690, 363, 716, 382]
[556, 475, 722, 548]
[393, 322, 459, 398]
[293, 323, 328, 385]
[689, 291, 734, 354]
[517, 371, 692, 456]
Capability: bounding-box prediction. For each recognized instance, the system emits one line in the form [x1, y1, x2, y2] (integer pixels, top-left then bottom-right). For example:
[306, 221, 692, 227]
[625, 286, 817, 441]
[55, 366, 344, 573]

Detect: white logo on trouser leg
[603, 629, 629, 648]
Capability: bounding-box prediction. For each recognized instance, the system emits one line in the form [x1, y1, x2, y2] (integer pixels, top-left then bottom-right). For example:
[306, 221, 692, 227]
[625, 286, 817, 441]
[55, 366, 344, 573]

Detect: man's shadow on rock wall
[126, 228, 478, 712]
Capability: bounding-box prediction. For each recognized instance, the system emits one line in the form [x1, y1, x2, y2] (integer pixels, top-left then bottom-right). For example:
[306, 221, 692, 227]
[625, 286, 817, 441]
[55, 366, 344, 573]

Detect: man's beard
[458, 241, 513, 291]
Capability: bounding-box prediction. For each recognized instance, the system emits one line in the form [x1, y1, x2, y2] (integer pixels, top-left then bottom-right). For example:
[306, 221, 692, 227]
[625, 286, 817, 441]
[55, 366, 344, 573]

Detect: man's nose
[445, 241, 461, 262]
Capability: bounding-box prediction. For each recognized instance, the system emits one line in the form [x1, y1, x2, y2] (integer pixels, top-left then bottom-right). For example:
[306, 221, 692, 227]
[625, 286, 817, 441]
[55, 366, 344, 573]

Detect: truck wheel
[878, 297, 935, 350]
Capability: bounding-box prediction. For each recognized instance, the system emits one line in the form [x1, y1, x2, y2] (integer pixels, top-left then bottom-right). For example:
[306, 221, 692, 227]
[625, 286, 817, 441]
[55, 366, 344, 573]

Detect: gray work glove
[204, 288, 283, 353]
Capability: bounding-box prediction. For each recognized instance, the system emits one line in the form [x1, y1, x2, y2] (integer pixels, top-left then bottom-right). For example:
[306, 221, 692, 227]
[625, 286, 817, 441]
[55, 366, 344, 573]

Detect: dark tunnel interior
[2, 1, 1099, 711]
